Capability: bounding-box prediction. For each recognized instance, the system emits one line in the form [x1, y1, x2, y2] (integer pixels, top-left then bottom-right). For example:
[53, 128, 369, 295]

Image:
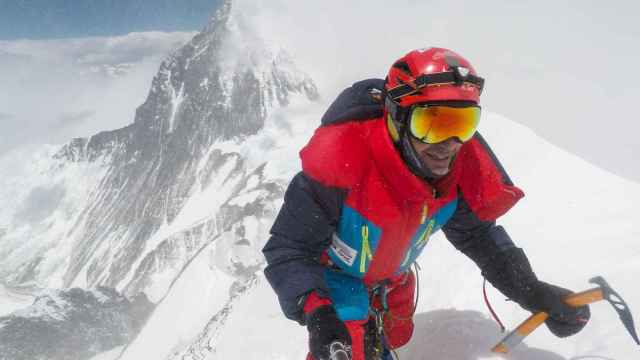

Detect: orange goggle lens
[409, 105, 480, 144]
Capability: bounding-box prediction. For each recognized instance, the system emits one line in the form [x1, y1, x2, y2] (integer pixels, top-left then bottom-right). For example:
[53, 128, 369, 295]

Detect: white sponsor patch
[330, 232, 357, 267]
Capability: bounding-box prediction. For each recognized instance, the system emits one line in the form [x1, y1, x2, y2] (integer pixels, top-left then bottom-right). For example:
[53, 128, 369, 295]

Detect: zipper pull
[421, 203, 428, 224]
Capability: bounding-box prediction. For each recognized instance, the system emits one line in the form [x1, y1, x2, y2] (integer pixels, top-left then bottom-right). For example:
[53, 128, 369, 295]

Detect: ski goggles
[408, 105, 480, 144]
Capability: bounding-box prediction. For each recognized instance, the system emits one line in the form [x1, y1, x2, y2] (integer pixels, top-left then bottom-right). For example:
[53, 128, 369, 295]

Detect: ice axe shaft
[491, 286, 602, 353]
[492, 276, 640, 354]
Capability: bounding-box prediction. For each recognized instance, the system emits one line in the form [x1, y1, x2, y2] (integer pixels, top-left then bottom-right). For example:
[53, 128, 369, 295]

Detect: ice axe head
[492, 275, 640, 354]
[590, 276, 640, 345]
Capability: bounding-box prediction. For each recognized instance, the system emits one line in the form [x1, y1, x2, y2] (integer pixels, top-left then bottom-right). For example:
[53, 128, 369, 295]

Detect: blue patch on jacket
[328, 205, 382, 277]
[324, 269, 370, 321]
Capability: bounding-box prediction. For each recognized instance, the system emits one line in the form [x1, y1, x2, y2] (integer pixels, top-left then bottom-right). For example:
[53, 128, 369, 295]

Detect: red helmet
[384, 47, 483, 107]
[383, 47, 485, 180]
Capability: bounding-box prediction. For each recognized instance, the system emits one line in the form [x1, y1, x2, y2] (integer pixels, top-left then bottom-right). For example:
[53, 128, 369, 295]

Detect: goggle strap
[387, 71, 485, 101]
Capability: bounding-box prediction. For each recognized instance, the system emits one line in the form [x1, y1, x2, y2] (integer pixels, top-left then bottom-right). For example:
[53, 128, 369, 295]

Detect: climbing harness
[367, 263, 422, 360]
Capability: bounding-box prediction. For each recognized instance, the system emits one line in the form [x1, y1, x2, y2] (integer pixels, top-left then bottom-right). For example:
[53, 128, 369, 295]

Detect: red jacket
[300, 117, 524, 285]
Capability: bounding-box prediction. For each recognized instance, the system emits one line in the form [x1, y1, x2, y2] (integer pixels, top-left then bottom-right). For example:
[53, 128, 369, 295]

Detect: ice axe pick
[491, 276, 640, 354]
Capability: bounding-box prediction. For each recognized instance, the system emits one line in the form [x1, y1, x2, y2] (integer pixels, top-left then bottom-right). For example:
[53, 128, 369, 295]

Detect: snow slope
[2, 1, 638, 359]
[119, 108, 640, 360]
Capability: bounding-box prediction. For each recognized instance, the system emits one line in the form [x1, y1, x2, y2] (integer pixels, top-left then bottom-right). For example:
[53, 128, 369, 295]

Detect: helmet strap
[384, 95, 409, 138]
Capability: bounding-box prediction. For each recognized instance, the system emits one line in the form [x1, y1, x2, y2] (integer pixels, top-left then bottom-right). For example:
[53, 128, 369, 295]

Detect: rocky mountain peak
[4, 0, 318, 295]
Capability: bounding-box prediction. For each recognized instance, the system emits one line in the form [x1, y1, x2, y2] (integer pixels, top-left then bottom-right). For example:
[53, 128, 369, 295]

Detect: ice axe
[491, 276, 640, 354]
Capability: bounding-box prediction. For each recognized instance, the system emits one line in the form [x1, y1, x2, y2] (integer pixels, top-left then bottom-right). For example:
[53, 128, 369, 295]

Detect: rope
[482, 277, 506, 333]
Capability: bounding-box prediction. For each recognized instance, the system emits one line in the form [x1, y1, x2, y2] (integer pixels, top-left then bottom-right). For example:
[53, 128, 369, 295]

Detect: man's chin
[430, 167, 450, 178]
[422, 158, 453, 178]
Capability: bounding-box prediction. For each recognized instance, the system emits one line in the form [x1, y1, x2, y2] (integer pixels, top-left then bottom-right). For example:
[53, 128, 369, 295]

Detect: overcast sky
[245, 0, 640, 182]
[1, 0, 638, 182]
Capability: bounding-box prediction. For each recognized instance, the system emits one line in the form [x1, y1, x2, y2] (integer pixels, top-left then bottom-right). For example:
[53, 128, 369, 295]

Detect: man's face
[409, 136, 463, 177]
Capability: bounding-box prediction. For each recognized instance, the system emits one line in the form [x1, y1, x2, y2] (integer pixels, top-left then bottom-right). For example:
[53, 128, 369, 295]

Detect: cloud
[13, 184, 67, 225]
[54, 110, 96, 130]
[0, 31, 194, 156]
[61, 32, 193, 67]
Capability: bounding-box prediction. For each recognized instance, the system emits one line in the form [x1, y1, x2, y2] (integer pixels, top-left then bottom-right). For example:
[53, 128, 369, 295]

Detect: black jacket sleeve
[444, 195, 592, 337]
[262, 172, 346, 323]
[442, 197, 540, 307]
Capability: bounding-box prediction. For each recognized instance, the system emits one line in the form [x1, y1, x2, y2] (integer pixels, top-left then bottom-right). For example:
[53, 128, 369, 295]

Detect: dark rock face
[0, 287, 153, 360]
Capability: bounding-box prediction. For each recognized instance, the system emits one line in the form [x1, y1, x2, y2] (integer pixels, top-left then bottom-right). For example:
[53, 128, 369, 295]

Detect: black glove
[525, 281, 591, 338]
[305, 305, 352, 360]
[476, 247, 590, 338]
